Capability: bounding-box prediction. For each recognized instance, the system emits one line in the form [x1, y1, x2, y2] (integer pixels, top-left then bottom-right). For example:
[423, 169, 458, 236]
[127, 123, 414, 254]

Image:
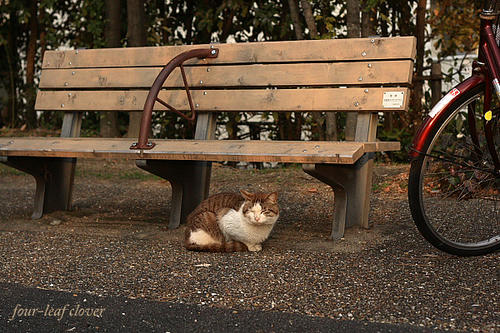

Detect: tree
[361, 0, 376, 37]
[126, 0, 147, 138]
[299, 0, 338, 141]
[275, 0, 304, 140]
[429, 0, 481, 79]
[346, 0, 361, 38]
[0, 0, 26, 129]
[345, 0, 361, 141]
[288, 0, 304, 39]
[411, 0, 426, 128]
[25, 0, 39, 129]
[100, 0, 122, 138]
[300, 0, 318, 39]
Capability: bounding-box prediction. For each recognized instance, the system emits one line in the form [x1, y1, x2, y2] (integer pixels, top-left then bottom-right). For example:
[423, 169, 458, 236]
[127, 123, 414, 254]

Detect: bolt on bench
[0, 37, 416, 239]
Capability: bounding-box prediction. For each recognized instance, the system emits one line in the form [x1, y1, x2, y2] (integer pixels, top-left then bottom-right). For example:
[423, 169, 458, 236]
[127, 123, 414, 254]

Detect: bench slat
[39, 60, 414, 89]
[0, 138, 400, 164]
[35, 87, 410, 112]
[42, 37, 416, 69]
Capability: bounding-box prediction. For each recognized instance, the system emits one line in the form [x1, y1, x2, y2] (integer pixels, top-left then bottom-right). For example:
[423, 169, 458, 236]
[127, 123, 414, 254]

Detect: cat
[184, 190, 279, 252]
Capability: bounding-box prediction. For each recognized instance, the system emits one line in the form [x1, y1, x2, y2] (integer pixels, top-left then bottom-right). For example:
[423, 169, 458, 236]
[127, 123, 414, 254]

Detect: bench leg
[2, 156, 76, 219]
[135, 160, 211, 229]
[302, 153, 374, 240]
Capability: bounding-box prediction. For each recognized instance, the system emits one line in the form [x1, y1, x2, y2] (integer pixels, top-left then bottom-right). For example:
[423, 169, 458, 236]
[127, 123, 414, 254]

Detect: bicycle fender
[409, 75, 485, 159]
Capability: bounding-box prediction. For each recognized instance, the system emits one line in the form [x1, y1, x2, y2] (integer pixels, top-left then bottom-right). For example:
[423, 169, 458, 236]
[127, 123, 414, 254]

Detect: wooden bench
[0, 37, 416, 239]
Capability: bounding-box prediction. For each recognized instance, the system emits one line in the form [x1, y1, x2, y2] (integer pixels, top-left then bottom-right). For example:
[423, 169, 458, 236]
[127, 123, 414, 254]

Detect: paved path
[1, 283, 445, 332]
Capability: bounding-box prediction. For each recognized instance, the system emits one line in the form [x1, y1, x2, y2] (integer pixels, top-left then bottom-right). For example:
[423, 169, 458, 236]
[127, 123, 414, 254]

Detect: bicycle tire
[408, 83, 500, 256]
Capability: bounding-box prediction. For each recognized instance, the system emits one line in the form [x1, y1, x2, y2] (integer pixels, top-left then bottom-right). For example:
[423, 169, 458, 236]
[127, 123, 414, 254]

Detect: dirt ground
[0, 159, 408, 251]
[0, 159, 498, 332]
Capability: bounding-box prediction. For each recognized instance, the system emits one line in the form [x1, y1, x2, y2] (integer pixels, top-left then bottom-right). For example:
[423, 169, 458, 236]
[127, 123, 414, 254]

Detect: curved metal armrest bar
[130, 48, 219, 150]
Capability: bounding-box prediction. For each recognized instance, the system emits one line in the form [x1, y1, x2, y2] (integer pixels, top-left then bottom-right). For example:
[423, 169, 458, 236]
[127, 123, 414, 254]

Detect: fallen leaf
[194, 263, 212, 267]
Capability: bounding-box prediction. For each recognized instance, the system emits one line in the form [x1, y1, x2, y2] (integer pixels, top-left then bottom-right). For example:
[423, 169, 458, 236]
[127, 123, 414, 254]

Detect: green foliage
[427, 0, 484, 93]
[430, 0, 482, 60]
[377, 125, 414, 163]
[152, 112, 194, 139]
[80, 111, 100, 137]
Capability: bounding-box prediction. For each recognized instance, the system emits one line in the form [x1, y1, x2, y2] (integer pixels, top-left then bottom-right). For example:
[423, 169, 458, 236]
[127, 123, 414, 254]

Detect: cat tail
[222, 241, 248, 252]
[184, 240, 248, 253]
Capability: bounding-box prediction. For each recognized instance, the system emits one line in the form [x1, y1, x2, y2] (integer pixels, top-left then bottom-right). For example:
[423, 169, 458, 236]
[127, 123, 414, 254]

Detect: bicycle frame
[410, 1, 500, 172]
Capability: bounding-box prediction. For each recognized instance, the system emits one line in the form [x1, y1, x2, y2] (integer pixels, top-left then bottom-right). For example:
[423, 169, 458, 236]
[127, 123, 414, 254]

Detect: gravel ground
[0, 159, 498, 332]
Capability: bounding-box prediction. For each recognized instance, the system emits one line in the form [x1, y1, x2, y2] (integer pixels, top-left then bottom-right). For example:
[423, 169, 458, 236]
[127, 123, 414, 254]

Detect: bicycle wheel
[408, 84, 500, 256]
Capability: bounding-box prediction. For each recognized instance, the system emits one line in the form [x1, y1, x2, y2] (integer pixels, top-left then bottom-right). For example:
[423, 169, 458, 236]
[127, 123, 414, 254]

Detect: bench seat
[0, 137, 399, 164]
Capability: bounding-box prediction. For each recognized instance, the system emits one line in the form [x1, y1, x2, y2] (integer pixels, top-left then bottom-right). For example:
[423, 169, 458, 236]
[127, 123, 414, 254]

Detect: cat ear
[240, 189, 254, 201]
[265, 192, 278, 203]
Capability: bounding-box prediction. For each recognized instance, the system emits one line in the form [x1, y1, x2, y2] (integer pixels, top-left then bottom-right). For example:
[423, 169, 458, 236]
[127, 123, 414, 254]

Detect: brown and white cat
[184, 190, 279, 252]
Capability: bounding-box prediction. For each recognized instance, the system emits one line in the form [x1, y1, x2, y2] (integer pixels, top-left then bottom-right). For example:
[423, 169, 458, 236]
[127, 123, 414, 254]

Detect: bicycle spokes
[409, 89, 499, 255]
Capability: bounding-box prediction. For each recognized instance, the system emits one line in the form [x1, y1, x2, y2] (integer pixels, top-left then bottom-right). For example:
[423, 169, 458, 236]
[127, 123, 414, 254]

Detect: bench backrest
[36, 37, 416, 139]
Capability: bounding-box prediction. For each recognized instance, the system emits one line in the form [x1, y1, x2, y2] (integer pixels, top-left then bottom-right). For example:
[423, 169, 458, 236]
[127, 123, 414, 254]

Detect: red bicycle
[408, 0, 500, 256]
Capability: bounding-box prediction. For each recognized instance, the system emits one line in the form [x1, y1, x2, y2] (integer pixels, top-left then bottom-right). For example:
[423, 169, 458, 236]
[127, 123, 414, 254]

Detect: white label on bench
[382, 91, 405, 108]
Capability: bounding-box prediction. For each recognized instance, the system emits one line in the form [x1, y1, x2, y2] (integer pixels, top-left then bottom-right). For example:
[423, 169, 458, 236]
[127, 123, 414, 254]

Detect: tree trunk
[101, 0, 122, 137]
[127, 0, 147, 46]
[345, 0, 361, 141]
[106, 0, 121, 46]
[220, 8, 235, 42]
[361, 0, 376, 37]
[325, 112, 338, 140]
[400, 1, 412, 36]
[287, 0, 304, 40]
[184, 2, 194, 44]
[126, 0, 147, 138]
[5, 7, 19, 127]
[367, 0, 390, 132]
[379, 2, 389, 37]
[219, 0, 238, 144]
[39, 5, 46, 63]
[294, 112, 303, 139]
[346, 0, 361, 38]
[300, 0, 335, 140]
[383, 1, 412, 133]
[411, 0, 426, 127]
[276, 1, 303, 141]
[431, 62, 442, 107]
[25, 0, 39, 129]
[39, 4, 53, 128]
[300, 0, 318, 39]
[158, 0, 169, 45]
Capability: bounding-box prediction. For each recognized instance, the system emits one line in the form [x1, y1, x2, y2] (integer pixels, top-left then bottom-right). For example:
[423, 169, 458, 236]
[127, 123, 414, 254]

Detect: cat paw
[247, 244, 262, 252]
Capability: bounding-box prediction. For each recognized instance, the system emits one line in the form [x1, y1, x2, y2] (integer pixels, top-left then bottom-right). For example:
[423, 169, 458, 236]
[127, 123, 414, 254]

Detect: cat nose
[255, 216, 260, 221]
